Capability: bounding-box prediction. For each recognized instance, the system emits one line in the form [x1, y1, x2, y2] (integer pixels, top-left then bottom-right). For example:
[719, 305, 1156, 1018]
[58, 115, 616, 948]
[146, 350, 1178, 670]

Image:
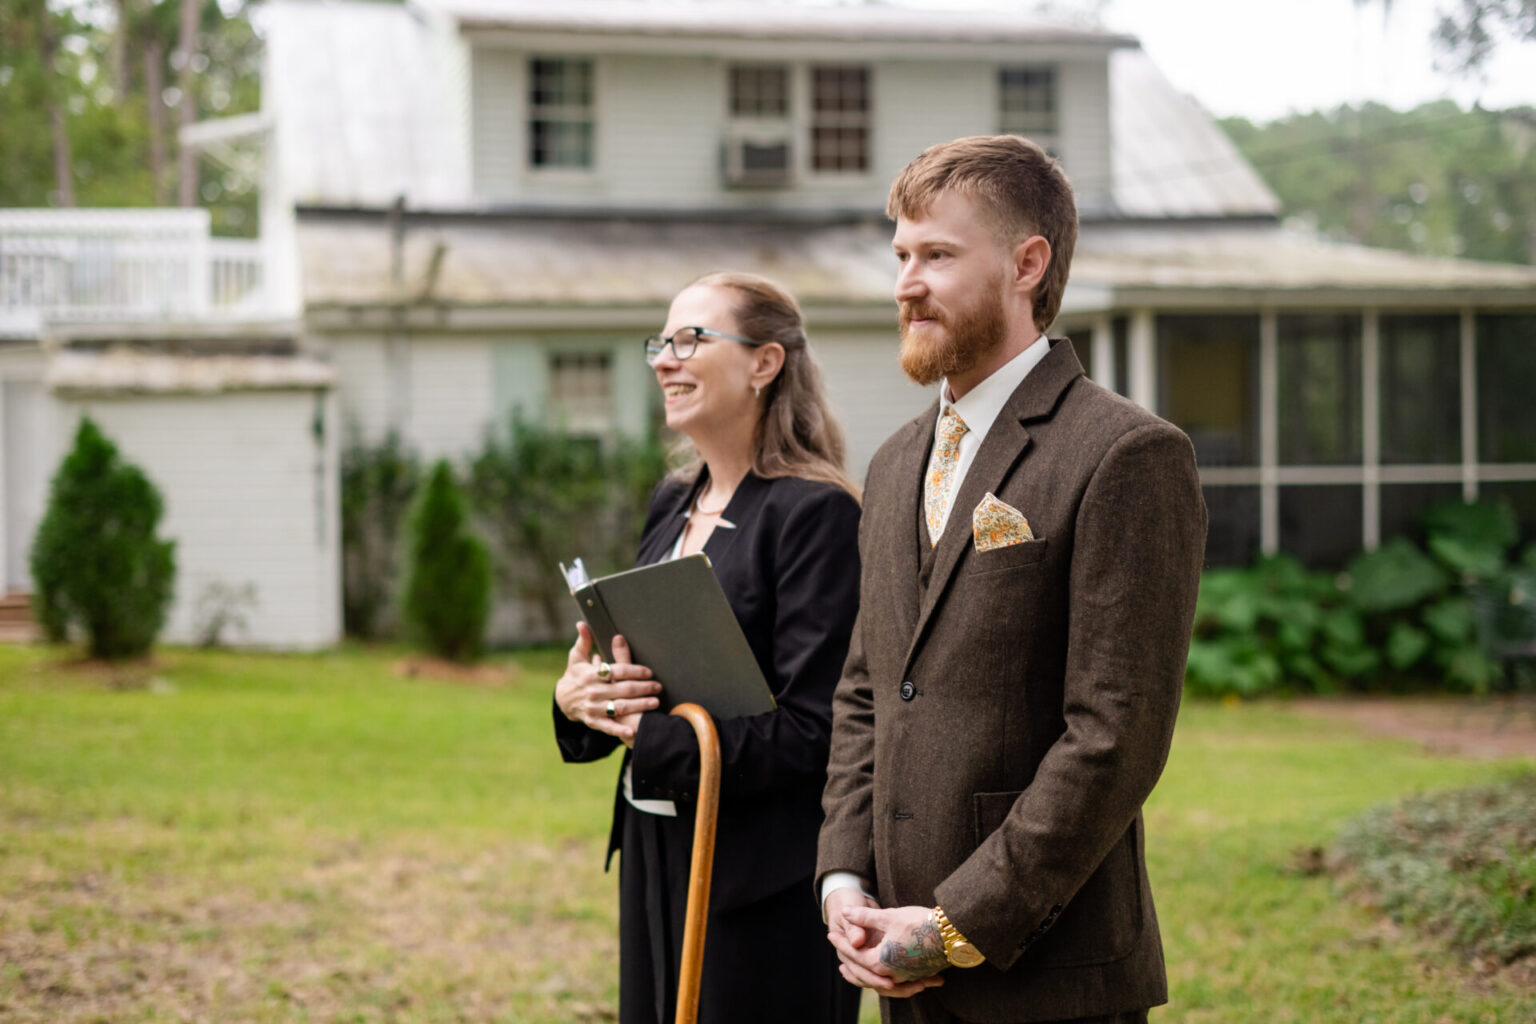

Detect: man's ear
[751, 342, 786, 390]
[1012, 235, 1052, 297]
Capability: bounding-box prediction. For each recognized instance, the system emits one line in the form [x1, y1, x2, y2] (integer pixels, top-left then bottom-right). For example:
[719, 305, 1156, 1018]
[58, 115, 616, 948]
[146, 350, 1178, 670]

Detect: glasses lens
[643, 335, 665, 364]
[672, 328, 700, 360]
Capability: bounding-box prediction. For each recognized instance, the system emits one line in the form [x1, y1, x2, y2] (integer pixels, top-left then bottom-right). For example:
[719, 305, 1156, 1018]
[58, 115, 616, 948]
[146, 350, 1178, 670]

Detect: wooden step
[0, 592, 40, 643]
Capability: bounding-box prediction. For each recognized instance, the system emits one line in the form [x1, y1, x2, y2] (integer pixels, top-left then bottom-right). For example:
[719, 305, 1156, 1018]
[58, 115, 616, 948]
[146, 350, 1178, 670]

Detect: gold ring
[595, 660, 612, 681]
[605, 700, 617, 719]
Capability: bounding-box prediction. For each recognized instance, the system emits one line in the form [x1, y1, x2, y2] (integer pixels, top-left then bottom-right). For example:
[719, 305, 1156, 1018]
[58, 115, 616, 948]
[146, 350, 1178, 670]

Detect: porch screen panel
[1278, 314, 1361, 465]
[1279, 485, 1362, 569]
[1379, 314, 1460, 465]
[1202, 485, 1260, 568]
[1112, 316, 1129, 397]
[1476, 314, 1536, 463]
[1156, 314, 1260, 467]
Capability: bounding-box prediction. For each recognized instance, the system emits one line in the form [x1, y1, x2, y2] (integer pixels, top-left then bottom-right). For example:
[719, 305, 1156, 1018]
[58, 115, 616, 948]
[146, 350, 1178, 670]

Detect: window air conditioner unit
[723, 127, 793, 187]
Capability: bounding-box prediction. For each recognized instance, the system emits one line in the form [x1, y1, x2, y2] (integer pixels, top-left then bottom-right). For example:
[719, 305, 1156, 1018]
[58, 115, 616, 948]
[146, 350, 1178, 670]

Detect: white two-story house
[4, 0, 1534, 646]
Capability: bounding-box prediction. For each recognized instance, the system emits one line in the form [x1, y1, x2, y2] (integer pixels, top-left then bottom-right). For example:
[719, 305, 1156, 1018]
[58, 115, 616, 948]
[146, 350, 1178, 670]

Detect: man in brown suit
[816, 135, 1207, 1024]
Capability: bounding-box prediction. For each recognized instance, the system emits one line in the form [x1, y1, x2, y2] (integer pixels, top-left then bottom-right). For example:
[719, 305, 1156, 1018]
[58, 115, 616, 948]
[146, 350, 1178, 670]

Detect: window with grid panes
[548, 352, 613, 435]
[811, 66, 869, 172]
[529, 58, 594, 169]
[730, 64, 789, 118]
[999, 67, 1057, 139]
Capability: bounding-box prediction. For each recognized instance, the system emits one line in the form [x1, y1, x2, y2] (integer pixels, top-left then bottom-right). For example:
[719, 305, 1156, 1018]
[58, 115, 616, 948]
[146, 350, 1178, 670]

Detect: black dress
[553, 471, 863, 1024]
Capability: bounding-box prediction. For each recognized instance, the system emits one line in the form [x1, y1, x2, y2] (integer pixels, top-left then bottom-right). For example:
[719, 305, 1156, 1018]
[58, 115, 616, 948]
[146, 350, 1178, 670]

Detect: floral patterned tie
[924, 407, 969, 546]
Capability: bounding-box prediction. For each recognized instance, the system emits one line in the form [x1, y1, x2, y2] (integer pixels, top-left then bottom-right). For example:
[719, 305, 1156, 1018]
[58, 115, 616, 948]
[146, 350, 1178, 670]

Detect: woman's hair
[668, 271, 859, 499]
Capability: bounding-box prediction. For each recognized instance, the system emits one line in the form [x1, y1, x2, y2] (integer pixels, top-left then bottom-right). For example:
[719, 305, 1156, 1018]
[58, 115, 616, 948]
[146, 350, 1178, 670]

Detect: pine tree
[30, 417, 177, 659]
[402, 460, 491, 662]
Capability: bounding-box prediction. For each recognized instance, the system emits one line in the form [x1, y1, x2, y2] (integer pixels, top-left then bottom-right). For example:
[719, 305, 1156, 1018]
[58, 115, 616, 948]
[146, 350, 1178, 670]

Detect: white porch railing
[0, 208, 267, 336]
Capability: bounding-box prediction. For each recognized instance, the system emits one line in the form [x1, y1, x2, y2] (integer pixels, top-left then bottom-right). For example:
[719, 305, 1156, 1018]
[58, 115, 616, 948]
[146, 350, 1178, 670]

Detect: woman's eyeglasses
[644, 326, 762, 366]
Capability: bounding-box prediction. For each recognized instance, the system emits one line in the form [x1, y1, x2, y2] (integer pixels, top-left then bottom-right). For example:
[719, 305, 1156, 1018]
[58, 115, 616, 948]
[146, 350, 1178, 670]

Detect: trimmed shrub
[1332, 774, 1536, 967]
[30, 417, 177, 659]
[402, 460, 491, 662]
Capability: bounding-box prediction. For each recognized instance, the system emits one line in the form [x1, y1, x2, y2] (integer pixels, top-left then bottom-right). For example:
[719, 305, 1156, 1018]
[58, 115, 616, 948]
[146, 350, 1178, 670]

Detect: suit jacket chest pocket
[965, 538, 1049, 576]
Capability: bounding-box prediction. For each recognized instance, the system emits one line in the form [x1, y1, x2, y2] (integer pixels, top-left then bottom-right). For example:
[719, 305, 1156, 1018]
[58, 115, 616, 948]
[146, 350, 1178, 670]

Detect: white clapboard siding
[54, 391, 340, 649]
[326, 334, 394, 444]
[0, 356, 53, 593]
[406, 335, 496, 461]
[812, 329, 932, 483]
[471, 47, 525, 201]
[871, 60, 993, 189]
[1058, 57, 1112, 211]
[600, 54, 722, 205]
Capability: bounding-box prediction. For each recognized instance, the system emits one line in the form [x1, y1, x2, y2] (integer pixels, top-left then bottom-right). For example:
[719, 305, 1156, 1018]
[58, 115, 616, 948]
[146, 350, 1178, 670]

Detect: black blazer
[554, 470, 862, 908]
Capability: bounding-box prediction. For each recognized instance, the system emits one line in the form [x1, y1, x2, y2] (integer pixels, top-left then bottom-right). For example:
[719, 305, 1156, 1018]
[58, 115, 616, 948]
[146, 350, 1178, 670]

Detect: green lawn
[0, 644, 1531, 1023]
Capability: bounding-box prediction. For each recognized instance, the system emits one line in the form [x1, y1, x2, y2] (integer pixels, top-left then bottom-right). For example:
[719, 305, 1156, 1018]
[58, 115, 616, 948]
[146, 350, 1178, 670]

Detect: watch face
[948, 941, 985, 968]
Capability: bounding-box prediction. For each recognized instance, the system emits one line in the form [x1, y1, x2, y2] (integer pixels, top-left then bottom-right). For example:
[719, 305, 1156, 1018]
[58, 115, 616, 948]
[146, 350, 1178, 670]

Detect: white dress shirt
[820, 334, 1048, 914]
[927, 335, 1051, 540]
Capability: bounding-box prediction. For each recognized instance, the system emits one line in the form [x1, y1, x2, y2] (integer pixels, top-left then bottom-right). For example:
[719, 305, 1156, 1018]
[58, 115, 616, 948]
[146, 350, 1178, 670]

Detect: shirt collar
[939, 335, 1050, 441]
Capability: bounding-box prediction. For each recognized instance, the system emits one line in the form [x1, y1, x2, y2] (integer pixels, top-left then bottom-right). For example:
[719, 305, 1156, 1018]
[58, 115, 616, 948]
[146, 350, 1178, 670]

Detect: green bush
[1188, 498, 1536, 697]
[1342, 499, 1535, 693]
[468, 419, 666, 641]
[1332, 774, 1536, 966]
[340, 432, 419, 639]
[1186, 555, 1370, 698]
[402, 461, 491, 662]
[29, 417, 177, 660]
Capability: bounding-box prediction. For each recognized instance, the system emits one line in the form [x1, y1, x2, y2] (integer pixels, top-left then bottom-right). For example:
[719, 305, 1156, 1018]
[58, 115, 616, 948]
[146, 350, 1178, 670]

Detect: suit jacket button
[899, 681, 916, 701]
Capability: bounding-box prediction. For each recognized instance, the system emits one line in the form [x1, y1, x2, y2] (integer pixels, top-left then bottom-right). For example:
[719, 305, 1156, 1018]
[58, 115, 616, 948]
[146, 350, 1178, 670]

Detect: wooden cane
[669, 702, 721, 1024]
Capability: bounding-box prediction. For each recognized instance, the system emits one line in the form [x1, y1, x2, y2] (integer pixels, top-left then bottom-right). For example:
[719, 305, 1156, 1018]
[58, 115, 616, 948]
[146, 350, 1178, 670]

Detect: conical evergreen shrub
[402, 460, 491, 662]
[30, 417, 177, 659]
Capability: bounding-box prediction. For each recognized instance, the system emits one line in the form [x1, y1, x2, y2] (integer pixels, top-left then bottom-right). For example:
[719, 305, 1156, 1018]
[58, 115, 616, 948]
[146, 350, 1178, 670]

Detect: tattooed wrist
[879, 916, 948, 981]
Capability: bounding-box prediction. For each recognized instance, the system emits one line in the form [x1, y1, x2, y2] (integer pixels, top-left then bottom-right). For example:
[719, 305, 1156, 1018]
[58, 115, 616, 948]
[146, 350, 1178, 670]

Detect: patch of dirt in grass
[392, 657, 519, 686]
[0, 832, 616, 1023]
[1292, 693, 1536, 760]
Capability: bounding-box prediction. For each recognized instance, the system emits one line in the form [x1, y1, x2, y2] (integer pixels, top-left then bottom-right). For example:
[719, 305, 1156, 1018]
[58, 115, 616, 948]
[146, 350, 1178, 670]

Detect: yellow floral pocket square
[973, 492, 1035, 551]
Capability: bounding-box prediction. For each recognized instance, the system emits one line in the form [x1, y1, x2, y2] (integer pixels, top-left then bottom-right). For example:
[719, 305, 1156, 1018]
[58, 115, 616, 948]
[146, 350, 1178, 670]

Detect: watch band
[933, 905, 986, 968]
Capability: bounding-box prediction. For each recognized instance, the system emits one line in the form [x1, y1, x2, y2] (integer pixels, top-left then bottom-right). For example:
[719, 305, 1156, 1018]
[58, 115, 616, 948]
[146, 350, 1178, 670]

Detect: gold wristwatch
[932, 905, 985, 968]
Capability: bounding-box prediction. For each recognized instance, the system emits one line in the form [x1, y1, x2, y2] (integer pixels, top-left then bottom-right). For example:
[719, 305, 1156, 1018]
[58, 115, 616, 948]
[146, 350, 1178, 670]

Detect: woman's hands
[555, 622, 661, 748]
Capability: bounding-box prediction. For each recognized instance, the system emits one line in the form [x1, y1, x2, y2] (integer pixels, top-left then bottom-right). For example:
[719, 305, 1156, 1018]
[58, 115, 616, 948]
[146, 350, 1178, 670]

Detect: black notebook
[564, 553, 777, 720]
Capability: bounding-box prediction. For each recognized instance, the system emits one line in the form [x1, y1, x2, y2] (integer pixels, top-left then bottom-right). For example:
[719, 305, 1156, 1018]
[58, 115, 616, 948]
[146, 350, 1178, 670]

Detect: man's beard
[898, 280, 1008, 387]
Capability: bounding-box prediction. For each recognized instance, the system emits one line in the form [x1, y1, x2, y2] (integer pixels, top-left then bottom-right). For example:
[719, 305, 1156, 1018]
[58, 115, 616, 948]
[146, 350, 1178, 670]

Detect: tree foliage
[401, 460, 491, 663]
[1221, 101, 1536, 266]
[0, 0, 261, 234]
[30, 416, 177, 660]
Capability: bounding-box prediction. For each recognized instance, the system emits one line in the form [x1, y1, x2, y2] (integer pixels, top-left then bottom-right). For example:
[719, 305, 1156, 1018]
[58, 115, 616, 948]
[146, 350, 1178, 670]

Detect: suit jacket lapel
[900, 338, 1086, 678]
[885, 405, 936, 651]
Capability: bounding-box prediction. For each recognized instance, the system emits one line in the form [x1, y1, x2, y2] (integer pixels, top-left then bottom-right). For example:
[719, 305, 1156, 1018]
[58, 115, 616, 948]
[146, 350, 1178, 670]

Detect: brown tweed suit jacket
[817, 338, 1207, 1022]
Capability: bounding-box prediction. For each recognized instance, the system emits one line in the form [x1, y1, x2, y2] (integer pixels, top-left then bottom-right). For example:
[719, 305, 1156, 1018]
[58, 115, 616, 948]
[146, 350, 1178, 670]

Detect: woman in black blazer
[553, 272, 862, 1024]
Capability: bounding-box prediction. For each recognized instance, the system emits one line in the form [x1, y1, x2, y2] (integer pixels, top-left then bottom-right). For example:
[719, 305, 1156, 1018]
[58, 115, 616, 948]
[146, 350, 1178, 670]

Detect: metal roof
[1075, 223, 1536, 293]
[1108, 49, 1279, 219]
[46, 349, 335, 395]
[295, 215, 1536, 316]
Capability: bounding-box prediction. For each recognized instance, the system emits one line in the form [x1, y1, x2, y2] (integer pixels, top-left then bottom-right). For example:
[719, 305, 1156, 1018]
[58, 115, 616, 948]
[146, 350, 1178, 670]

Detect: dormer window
[999, 66, 1057, 150]
[811, 66, 869, 173]
[529, 57, 594, 170]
